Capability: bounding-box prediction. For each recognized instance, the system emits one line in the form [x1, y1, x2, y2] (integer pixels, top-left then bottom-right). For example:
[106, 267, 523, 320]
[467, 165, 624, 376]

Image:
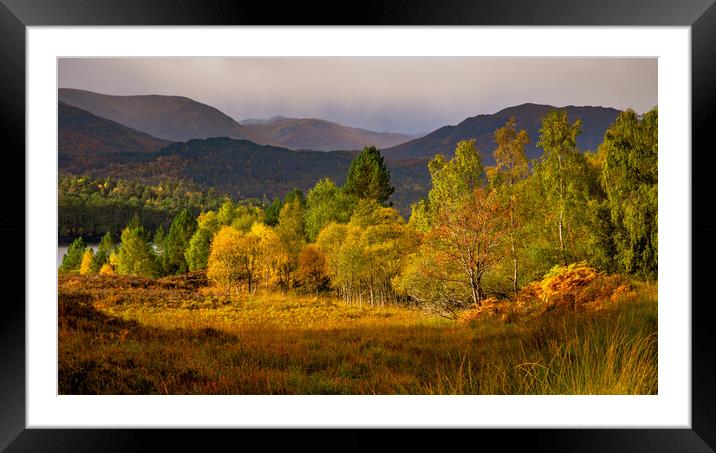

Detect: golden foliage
[206, 226, 248, 294]
[457, 263, 641, 324]
[99, 263, 114, 275]
[79, 249, 94, 275]
[517, 262, 636, 314]
[538, 262, 598, 301]
[456, 297, 506, 324]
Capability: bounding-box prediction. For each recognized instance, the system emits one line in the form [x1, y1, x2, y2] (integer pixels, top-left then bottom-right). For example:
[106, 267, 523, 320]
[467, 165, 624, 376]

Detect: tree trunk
[468, 270, 480, 306]
[477, 275, 485, 302]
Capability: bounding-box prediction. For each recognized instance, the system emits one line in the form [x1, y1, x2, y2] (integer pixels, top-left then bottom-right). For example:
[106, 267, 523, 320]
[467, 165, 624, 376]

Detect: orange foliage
[459, 263, 639, 324]
[295, 244, 329, 294]
[517, 262, 636, 313]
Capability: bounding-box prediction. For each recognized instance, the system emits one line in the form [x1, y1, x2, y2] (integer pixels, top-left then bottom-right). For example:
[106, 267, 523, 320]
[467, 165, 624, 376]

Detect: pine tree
[59, 237, 86, 273]
[116, 224, 160, 278]
[162, 209, 197, 274]
[343, 145, 394, 205]
[90, 231, 115, 273]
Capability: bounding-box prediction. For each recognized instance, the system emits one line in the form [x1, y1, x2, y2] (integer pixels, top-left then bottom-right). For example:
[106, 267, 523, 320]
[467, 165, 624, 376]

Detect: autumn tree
[399, 188, 507, 317]
[207, 226, 261, 295]
[317, 201, 419, 306]
[296, 244, 330, 296]
[250, 222, 286, 291]
[343, 145, 394, 204]
[59, 237, 86, 273]
[487, 117, 530, 293]
[536, 110, 583, 264]
[79, 249, 95, 275]
[207, 226, 245, 295]
[316, 222, 349, 295]
[185, 200, 262, 272]
[601, 107, 658, 279]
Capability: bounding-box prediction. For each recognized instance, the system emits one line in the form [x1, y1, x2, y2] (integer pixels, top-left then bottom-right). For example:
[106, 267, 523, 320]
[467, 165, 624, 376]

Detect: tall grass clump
[431, 293, 657, 395]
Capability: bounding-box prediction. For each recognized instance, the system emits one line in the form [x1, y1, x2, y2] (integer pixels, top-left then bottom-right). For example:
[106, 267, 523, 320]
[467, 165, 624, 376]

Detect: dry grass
[58, 273, 657, 395]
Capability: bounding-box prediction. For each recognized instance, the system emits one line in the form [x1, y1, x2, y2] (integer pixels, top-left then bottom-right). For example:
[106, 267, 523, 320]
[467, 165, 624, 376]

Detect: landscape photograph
[57, 57, 658, 395]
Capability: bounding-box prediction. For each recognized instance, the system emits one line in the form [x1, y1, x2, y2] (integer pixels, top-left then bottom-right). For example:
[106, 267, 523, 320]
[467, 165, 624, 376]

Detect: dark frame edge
[0, 1, 26, 452]
[691, 1, 716, 451]
[3, 0, 715, 451]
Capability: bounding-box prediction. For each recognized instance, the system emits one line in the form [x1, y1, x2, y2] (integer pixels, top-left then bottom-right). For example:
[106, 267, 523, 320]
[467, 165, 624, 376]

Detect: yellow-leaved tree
[249, 222, 286, 291]
[79, 249, 94, 275]
[207, 226, 262, 295]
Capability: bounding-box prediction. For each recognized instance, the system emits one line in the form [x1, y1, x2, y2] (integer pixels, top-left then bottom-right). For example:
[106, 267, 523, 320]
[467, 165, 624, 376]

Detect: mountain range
[59, 88, 263, 143]
[58, 88, 630, 214]
[59, 88, 419, 151]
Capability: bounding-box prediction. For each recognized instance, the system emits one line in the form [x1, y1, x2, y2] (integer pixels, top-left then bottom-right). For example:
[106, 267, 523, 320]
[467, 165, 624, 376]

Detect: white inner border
[27, 27, 690, 428]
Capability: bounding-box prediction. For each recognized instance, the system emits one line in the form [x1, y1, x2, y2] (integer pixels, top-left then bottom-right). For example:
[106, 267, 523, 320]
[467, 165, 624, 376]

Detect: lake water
[57, 243, 99, 268]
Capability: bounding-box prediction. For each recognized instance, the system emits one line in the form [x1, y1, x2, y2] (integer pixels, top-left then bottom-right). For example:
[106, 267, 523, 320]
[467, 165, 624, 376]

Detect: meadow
[58, 272, 657, 395]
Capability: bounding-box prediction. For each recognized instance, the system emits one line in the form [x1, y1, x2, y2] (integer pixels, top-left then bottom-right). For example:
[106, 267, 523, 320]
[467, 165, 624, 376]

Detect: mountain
[239, 116, 289, 125]
[58, 88, 264, 143]
[240, 116, 418, 151]
[58, 101, 172, 171]
[65, 137, 430, 216]
[383, 103, 621, 163]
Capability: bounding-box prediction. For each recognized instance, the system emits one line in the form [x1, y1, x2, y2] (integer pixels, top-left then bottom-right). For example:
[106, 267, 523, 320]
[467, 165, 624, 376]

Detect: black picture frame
[2, 0, 713, 451]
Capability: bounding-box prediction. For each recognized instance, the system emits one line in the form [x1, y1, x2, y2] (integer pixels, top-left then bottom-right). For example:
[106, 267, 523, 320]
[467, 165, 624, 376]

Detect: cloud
[58, 57, 657, 134]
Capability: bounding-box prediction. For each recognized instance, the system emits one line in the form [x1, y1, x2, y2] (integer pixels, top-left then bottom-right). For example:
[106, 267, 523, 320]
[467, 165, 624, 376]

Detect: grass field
[58, 273, 657, 395]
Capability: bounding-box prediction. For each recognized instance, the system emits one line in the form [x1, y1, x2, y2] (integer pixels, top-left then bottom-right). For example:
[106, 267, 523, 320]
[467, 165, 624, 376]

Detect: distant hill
[58, 88, 264, 143]
[383, 103, 622, 163]
[65, 137, 430, 216]
[58, 101, 172, 172]
[239, 116, 289, 125]
[240, 116, 418, 151]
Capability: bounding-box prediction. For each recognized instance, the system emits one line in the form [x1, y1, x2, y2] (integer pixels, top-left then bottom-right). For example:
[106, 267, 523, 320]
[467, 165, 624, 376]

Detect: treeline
[60, 107, 657, 317]
[59, 176, 245, 241]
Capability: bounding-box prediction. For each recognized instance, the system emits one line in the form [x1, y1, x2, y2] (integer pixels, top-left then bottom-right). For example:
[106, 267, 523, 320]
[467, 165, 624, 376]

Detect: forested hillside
[59, 136, 431, 217]
[59, 101, 172, 171]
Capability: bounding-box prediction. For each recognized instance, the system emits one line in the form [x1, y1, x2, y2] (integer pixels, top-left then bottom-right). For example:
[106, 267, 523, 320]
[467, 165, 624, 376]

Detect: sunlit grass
[58, 274, 657, 395]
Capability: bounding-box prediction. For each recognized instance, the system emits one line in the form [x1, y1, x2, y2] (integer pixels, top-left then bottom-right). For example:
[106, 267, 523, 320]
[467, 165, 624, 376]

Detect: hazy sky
[58, 58, 657, 134]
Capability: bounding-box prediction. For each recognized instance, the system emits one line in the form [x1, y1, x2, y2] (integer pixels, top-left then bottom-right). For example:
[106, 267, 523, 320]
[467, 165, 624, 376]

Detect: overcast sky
[58, 58, 657, 134]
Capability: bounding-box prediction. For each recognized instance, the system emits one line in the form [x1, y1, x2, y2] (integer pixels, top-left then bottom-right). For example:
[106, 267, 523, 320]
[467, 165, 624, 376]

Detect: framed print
[2, 0, 715, 450]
